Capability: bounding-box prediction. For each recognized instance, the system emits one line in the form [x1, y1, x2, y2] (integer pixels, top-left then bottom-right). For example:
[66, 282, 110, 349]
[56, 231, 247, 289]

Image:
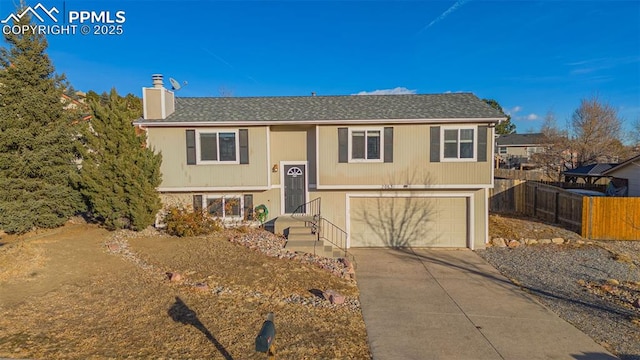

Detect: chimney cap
[152, 74, 164, 88]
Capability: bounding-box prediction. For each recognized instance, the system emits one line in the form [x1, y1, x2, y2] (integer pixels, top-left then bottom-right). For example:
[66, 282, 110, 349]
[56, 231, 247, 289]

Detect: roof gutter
[133, 117, 506, 127]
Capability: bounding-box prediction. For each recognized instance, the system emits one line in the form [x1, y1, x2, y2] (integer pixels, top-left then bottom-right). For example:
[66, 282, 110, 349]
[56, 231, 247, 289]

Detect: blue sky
[1, 0, 639, 134]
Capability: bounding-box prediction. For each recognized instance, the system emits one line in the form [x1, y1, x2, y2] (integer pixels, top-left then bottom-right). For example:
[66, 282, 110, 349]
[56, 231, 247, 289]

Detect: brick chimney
[142, 74, 175, 120]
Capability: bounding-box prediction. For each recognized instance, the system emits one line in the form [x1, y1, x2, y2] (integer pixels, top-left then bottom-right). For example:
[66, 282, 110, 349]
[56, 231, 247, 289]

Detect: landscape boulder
[491, 238, 506, 247]
[324, 290, 345, 305]
[167, 272, 182, 282]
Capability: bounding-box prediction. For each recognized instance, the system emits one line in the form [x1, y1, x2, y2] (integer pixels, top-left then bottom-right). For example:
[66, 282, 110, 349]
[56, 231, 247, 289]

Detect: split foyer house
[135, 75, 506, 249]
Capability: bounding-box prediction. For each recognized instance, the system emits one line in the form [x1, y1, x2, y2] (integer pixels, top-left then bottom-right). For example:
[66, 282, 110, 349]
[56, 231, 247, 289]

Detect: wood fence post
[533, 184, 537, 217]
[554, 191, 559, 224]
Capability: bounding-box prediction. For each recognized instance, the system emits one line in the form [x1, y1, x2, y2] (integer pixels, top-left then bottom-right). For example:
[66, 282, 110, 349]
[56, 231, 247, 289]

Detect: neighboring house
[495, 133, 546, 169]
[62, 92, 92, 124]
[602, 154, 640, 196]
[134, 75, 506, 249]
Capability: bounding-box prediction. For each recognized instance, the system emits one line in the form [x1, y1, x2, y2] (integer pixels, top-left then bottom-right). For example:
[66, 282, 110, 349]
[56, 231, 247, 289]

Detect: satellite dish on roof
[169, 77, 187, 91]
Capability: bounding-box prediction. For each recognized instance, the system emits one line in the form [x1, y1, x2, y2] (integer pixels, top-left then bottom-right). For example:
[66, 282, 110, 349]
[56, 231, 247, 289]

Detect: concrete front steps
[273, 216, 343, 258]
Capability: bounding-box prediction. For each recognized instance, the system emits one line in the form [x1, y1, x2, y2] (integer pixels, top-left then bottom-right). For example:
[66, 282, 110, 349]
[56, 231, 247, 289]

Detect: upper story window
[186, 129, 249, 166]
[196, 130, 239, 164]
[349, 128, 383, 162]
[441, 126, 476, 161]
[499, 146, 507, 155]
[526, 146, 544, 157]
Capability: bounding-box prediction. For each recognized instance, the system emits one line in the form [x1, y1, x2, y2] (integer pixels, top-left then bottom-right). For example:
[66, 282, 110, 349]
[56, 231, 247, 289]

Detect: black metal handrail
[318, 217, 351, 260]
[291, 197, 321, 219]
[290, 198, 355, 264]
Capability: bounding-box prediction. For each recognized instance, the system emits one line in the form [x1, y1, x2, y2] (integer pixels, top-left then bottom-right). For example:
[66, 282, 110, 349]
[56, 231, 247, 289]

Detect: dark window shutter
[243, 194, 254, 220]
[477, 125, 488, 162]
[338, 127, 348, 163]
[239, 129, 249, 164]
[193, 195, 203, 212]
[384, 127, 393, 163]
[186, 130, 196, 165]
[430, 126, 440, 162]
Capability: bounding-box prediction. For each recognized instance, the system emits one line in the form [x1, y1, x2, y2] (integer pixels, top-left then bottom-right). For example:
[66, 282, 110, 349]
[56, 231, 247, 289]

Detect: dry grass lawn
[0, 223, 370, 359]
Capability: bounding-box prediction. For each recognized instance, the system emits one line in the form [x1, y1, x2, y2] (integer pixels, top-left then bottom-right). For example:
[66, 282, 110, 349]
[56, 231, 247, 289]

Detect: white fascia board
[346, 191, 475, 198]
[137, 117, 505, 127]
[316, 184, 492, 190]
[158, 186, 270, 192]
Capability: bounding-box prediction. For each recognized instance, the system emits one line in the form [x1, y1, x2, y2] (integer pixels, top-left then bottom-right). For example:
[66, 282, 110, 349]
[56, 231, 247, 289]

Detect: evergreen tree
[76, 89, 162, 230]
[483, 99, 516, 135]
[0, 13, 84, 233]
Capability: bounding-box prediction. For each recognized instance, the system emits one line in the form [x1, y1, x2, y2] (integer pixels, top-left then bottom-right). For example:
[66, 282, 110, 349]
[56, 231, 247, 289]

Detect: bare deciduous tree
[632, 118, 640, 147]
[530, 112, 571, 181]
[570, 96, 624, 166]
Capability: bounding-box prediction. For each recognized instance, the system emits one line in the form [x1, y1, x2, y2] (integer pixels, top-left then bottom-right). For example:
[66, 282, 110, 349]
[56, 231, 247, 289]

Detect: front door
[284, 164, 306, 213]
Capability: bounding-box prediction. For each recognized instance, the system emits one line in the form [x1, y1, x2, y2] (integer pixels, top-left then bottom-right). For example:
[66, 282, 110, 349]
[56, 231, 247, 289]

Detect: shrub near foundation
[164, 207, 222, 237]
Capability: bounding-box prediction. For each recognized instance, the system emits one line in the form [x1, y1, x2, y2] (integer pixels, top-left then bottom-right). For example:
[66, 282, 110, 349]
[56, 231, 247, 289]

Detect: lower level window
[206, 196, 242, 218]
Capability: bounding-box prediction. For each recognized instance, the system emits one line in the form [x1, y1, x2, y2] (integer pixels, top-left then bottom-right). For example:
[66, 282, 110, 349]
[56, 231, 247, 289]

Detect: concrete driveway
[351, 248, 617, 360]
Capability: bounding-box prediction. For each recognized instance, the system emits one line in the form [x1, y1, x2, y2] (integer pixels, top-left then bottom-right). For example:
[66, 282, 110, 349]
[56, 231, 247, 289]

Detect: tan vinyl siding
[317, 124, 491, 187]
[252, 189, 280, 222]
[472, 188, 487, 248]
[149, 126, 268, 188]
[269, 126, 312, 185]
[308, 190, 347, 229]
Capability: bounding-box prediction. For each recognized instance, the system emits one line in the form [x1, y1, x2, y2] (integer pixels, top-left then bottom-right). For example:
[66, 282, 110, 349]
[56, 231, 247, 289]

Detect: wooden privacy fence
[494, 168, 550, 181]
[582, 197, 640, 240]
[489, 179, 526, 213]
[490, 180, 640, 240]
[524, 182, 584, 233]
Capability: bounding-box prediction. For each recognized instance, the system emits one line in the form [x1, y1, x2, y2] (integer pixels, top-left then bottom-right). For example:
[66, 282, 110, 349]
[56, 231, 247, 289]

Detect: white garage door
[349, 197, 468, 248]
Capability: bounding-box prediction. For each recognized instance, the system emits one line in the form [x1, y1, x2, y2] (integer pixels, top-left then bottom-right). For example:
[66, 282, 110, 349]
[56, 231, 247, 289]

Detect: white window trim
[204, 194, 244, 219]
[195, 129, 240, 165]
[498, 146, 507, 155]
[440, 125, 477, 162]
[348, 127, 384, 163]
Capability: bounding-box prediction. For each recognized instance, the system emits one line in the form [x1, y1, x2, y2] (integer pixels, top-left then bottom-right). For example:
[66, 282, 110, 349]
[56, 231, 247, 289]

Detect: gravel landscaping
[479, 214, 640, 360]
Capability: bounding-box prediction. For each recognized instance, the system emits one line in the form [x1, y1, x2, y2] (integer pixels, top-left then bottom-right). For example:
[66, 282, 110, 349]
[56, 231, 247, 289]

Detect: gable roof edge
[601, 154, 640, 175]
